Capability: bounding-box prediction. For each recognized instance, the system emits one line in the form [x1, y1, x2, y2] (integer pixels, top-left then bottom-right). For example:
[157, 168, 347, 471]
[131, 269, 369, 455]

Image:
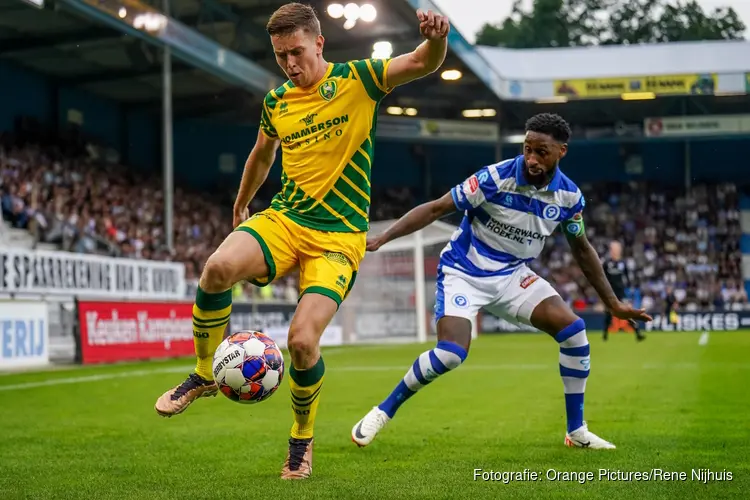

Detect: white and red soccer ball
[212, 331, 285, 404]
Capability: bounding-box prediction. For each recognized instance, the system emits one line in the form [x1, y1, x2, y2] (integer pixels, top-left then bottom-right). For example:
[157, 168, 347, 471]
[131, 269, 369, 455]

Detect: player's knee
[200, 254, 236, 292]
[287, 325, 319, 363]
[435, 340, 469, 370]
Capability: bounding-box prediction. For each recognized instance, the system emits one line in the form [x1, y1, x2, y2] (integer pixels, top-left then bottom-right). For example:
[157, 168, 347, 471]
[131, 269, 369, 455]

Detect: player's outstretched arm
[367, 192, 456, 251]
[233, 129, 280, 227]
[386, 9, 449, 88]
[564, 219, 652, 322]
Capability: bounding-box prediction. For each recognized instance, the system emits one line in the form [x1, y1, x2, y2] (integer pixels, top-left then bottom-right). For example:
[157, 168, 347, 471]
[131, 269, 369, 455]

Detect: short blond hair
[266, 3, 321, 36]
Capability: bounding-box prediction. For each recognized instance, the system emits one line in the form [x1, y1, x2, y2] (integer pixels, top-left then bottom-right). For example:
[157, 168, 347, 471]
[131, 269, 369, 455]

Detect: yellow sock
[192, 286, 232, 380]
[289, 356, 325, 439]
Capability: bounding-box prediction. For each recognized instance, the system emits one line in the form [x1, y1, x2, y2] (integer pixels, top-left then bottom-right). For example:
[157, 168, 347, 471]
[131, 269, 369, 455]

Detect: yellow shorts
[235, 209, 366, 306]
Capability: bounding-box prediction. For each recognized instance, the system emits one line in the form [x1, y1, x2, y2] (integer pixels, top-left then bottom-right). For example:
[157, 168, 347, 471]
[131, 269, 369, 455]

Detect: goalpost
[337, 219, 460, 345]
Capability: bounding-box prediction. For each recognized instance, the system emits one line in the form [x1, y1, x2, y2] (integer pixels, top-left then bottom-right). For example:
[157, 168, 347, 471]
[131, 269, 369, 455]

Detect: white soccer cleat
[351, 406, 391, 447]
[564, 421, 616, 449]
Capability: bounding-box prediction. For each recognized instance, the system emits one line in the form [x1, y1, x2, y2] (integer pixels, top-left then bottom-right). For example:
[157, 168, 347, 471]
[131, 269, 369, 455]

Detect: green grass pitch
[1, 331, 748, 499]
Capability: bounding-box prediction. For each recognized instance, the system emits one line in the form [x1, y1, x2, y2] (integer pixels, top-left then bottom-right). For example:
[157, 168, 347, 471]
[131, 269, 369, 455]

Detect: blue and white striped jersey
[441, 155, 585, 278]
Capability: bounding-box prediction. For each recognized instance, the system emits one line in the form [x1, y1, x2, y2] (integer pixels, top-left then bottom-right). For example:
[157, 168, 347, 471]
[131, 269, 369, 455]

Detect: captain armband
[562, 212, 586, 237]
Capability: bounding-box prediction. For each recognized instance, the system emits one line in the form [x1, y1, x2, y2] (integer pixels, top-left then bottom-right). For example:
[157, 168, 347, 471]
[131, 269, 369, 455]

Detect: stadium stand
[3, 127, 747, 312]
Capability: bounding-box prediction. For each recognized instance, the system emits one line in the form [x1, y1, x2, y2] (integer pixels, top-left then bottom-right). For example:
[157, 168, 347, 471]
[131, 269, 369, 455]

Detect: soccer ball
[212, 331, 285, 404]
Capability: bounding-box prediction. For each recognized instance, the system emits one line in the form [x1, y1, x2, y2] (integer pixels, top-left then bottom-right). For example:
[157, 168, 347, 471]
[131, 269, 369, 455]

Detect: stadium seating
[533, 181, 748, 312]
[2, 134, 747, 312]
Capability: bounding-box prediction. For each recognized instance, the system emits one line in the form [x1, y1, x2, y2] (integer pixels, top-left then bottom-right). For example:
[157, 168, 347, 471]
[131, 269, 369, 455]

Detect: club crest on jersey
[319, 79, 338, 101]
[452, 294, 469, 308]
[520, 275, 539, 289]
[542, 204, 561, 220]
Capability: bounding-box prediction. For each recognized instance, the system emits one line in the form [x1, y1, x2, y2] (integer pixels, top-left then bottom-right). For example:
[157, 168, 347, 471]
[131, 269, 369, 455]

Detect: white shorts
[435, 264, 559, 327]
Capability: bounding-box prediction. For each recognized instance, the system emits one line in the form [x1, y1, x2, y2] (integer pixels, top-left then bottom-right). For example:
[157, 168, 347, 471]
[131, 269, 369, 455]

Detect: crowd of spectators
[2, 132, 747, 312]
[532, 181, 748, 312]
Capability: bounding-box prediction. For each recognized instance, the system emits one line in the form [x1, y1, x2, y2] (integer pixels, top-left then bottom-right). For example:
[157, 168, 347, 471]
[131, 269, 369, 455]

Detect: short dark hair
[525, 113, 571, 143]
[266, 3, 321, 36]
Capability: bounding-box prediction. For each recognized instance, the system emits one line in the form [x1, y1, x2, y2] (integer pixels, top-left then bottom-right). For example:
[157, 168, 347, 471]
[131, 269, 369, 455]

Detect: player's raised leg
[154, 231, 266, 416]
[528, 295, 615, 449]
[155, 211, 296, 417]
[352, 268, 487, 447]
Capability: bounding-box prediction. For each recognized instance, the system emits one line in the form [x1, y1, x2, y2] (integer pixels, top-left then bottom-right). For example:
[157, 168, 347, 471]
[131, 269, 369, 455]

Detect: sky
[433, 0, 750, 44]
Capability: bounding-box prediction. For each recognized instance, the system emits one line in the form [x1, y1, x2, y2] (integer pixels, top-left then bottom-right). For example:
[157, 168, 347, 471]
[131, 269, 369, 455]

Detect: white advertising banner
[0, 301, 49, 369]
[0, 248, 186, 299]
[377, 117, 499, 144]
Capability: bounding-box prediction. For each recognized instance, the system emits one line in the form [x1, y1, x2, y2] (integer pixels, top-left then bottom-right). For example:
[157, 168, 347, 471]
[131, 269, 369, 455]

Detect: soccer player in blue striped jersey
[352, 113, 652, 450]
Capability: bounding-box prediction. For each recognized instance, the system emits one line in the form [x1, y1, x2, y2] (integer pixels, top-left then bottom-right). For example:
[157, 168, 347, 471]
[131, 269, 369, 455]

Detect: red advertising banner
[77, 301, 195, 364]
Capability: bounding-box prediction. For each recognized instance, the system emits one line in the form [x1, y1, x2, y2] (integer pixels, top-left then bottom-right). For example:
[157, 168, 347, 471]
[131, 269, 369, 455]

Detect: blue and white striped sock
[555, 318, 590, 433]
[378, 340, 468, 418]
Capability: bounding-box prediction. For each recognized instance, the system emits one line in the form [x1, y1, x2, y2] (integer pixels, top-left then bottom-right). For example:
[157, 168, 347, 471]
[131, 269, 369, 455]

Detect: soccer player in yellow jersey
[154, 2, 450, 479]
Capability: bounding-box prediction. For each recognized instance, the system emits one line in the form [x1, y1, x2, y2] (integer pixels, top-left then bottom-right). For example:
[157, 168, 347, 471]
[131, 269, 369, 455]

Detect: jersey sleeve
[259, 92, 278, 139]
[561, 190, 586, 238]
[450, 166, 498, 211]
[349, 58, 393, 102]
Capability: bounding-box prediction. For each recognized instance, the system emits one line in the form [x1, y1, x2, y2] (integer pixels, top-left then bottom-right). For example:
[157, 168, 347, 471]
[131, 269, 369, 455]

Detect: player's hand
[233, 206, 249, 228]
[610, 300, 653, 323]
[366, 234, 386, 252]
[417, 9, 450, 40]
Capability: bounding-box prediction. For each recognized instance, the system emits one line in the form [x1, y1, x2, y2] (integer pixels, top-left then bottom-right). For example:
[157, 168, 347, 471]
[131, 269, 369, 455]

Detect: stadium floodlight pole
[162, 0, 174, 252]
[413, 228, 427, 343]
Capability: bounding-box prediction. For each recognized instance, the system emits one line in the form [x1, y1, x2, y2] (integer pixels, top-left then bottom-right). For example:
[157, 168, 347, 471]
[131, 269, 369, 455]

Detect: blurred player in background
[665, 286, 679, 326]
[352, 113, 652, 450]
[154, 2, 450, 479]
[602, 240, 645, 341]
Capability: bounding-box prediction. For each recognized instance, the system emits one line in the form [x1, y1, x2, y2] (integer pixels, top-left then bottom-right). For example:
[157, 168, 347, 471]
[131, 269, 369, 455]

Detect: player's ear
[558, 143, 568, 160]
[316, 34, 325, 56]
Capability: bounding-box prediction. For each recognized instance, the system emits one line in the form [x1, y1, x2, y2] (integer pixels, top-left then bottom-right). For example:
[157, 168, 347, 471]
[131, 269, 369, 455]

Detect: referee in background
[603, 240, 645, 342]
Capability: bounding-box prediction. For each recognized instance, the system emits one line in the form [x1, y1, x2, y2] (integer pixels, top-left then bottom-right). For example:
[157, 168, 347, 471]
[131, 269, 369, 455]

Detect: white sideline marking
[0, 365, 192, 392]
[698, 332, 710, 346]
[1, 361, 748, 392]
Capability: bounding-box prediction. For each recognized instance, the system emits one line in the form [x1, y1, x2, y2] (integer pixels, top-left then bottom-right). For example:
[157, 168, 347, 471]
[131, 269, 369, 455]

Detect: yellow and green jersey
[259, 58, 393, 233]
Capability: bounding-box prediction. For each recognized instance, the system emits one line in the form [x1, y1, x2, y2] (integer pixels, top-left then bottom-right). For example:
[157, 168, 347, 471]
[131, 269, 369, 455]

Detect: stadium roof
[477, 39, 750, 80]
[0, 0, 498, 121]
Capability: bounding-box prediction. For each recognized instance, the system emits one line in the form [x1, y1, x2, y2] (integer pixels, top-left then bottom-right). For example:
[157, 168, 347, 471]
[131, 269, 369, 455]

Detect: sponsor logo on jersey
[283, 114, 349, 147]
[467, 175, 479, 194]
[319, 79, 338, 101]
[485, 217, 547, 244]
[300, 112, 317, 126]
[520, 275, 539, 289]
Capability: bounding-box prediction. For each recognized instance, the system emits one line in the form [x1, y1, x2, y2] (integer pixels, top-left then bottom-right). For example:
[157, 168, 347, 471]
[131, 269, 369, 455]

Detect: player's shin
[192, 286, 232, 381]
[378, 341, 468, 418]
[555, 318, 590, 433]
[289, 357, 325, 439]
